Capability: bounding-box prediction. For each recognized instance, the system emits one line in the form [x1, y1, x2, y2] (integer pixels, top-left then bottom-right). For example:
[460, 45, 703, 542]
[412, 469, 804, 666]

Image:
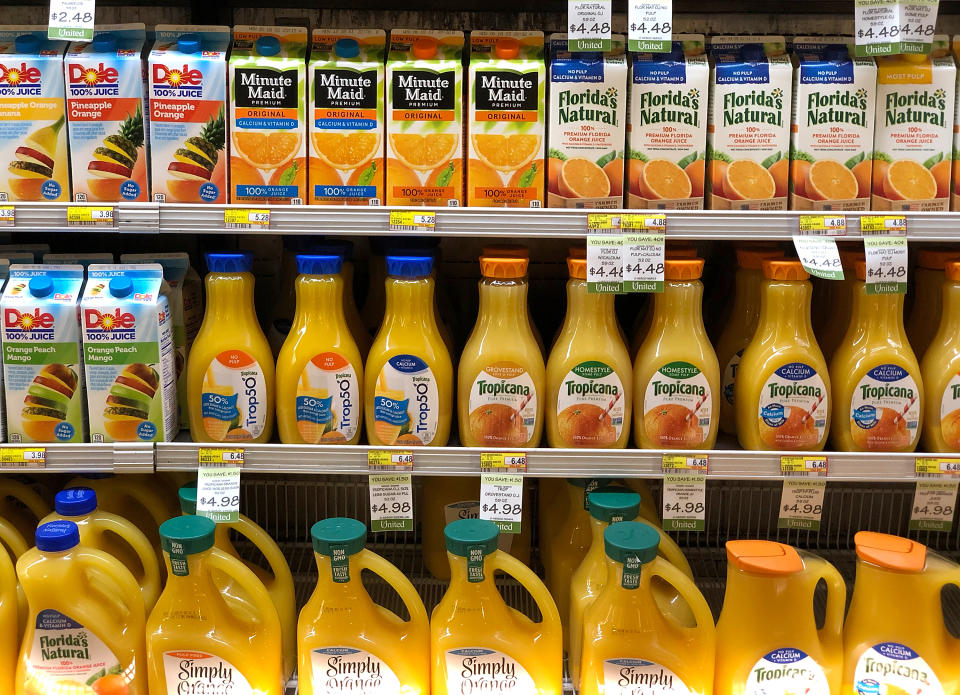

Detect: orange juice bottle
[830, 259, 922, 452]
[481, 243, 544, 353]
[907, 248, 960, 361]
[0, 541, 15, 693]
[633, 258, 719, 449]
[579, 521, 715, 695]
[299, 518, 430, 695]
[715, 540, 845, 695]
[922, 261, 960, 451]
[735, 260, 831, 450]
[843, 532, 960, 695]
[431, 519, 562, 695]
[16, 520, 146, 695]
[815, 248, 863, 363]
[629, 243, 699, 358]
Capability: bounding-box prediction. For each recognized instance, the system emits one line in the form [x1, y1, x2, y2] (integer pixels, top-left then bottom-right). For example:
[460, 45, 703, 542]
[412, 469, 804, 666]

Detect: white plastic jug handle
[205, 546, 283, 640]
[648, 556, 717, 642]
[76, 546, 145, 624]
[355, 548, 429, 632]
[489, 549, 562, 628]
[87, 512, 162, 610]
[805, 554, 846, 650]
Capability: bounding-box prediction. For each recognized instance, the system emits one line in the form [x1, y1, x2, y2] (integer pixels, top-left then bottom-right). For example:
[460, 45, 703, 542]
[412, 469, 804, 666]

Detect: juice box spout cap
[495, 37, 520, 59]
[334, 38, 360, 59]
[28, 276, 53, 298]
[412, 36, 438, 59]
[109, 276, 133, 298]
[255, 35, 281, 57]
[178, 33, 202, 54]
[740, 43, 764, 62]
[93, 33, 118, 52]
[15, 34, 41, 54]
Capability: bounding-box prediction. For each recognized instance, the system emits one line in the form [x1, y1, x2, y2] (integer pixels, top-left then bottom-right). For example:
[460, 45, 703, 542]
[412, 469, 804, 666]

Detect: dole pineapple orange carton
[706, 36, 791, 210]
[547, 34, 627, 208]
[229, 25, 308, 204]
[308, 29, 385, 205]
[0, 28, 70, 202]
[467, 31, 545, 207]
[65, 24, 149, 203]
[627, 34, 708, 209]
[149, 25, 229, 204]
[872, 37, 954, 211]
[386, 30, 464, 206]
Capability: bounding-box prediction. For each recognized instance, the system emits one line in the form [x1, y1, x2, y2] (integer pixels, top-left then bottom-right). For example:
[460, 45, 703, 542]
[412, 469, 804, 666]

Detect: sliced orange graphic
[311, 131, 380, 170]
[471, 133, 541, 172]
[883, 159, 937, 201]
[806, 159, 858, 201]
[232, 131, 301, 171]
[389, 132, 459, 171]
[638, 159, 692, 199]
[558, 158, 610, 199]
[723, 160, 775, 200]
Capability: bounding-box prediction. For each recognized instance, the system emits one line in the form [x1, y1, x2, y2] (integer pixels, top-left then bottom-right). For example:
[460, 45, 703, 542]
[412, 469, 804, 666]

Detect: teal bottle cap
[444, 518, 499, 557]
[604, 521, 661, 565]
[178, 484, 198, 515]
[160, 515, 215, 556]
[587, 486, 640, 523]
[311, 518, 367, 557]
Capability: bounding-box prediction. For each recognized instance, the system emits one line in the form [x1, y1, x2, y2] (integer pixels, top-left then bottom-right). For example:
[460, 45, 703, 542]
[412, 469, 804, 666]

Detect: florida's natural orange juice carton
[706, 36, 791, 210]
[308, 29, 385, 205]
[467, 31, 545, 208]
[0, 28, 69, 202]
[547, 33, 627, 208]
[385, 30, 464, 206]
[149, 25, 229, 204]
[229, 25, 308, 204]
[627, 35, 708, 209]
[872, 37, 954, 211]
[949, 36, 960, 210]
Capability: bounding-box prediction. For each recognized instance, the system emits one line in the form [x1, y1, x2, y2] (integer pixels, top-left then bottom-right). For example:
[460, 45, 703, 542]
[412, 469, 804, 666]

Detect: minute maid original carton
[1, 264, 86, 443]
[81, 264, 177, 442]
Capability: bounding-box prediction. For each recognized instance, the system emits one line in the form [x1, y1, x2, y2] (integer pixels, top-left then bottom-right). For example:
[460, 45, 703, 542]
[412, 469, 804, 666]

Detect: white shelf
[0, 442, 154, 473]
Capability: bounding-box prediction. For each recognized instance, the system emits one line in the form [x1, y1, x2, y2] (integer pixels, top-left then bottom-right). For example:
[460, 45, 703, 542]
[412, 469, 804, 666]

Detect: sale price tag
[224, 208, 270, 229]
[798, 215, 846, 236]
[480, 452, 527, 472]
[628, 1, 672, 52]
[780, 455, 828, 476]
[792, 235, 844, 280]
[910, 478, 959, 531]
[196, 457, 242, 523]
[480, 473, 524, 534]
[662, 472, 706, 532]
[864, 235, 907, 295]
[855, 0, 939, 57]
[0, 447, 46, 469]
[778, 479, 826, 530]
[587, 216, 624, 294]
[568, 0, 612, 51]
[389, 210, 435, 232]
[623, 233, 665, 293]
[661, 454, 708, 473]
[369, 473, 413, 532]
[48, 0, 95, 41]
[67, 206, 115, 227]
[0, 206, 14, 228]
[368, 450, 414, 471]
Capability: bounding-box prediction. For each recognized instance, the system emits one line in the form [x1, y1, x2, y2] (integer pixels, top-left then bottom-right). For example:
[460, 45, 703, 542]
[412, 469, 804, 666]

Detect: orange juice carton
[706, 36, 792, 210]
[627, 34, 708, 209]
[307, 29, 385, 206]
[467, 31, 545, 208]
[148, 25, 229, 204]
[547, 34, 627, 208]
[872, 37, 954, 211]
[229, 25, 308, 205]
[385, 29, 464, 206]
[65, 24, 149, 203]
[0, 28, 69, 202]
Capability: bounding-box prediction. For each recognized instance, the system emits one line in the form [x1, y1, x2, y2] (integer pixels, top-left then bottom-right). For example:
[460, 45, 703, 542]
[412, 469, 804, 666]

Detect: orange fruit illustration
[941, 408, 960, 449]
[644, 404, 703, 447]
[548, 157, 565, 195]
[557, 403, 617, 447]
[558, 158, 610, 199]
[232, 130, 301, 171]
[92, 675, 129, 695]
[270, 157, 327, 203]
[851, 160, 872, 198]
[311, 131, 380, 170]
[709, 160, 729, 196]
[759, 407, 818, 449]
[883, 159, 937, 201]
[389, 132, 459, 171]
[603, 158, 624, 196]
[637, 159, 692, 200]
[791, 159, 812, 198]
[767, 158, 788, 198]
[87, 177, 124, 201]
[426, 158, 462, 189]
[385, 158, 422, 205]
[507, 158, 543, 203]
[7, 177, 45, 201]
[806, 159, 858, 201]
[930, 159, 951, 198]
[469, 403, 527, 446]
[230, 157, 264, 187]
[627, 158, 646, 196]
[685, 158, 705, 197]
[851, 407, 910, 451]
[337, 157, 384, 206]
[465, 158, 502, 197]
[471, 133, 541, 172]
[723, 160, 775, 200]
[872, 158, 890, 196]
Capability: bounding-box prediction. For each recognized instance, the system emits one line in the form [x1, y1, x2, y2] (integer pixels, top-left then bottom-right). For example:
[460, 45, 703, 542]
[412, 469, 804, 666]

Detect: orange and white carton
[951, 36, 960, 210]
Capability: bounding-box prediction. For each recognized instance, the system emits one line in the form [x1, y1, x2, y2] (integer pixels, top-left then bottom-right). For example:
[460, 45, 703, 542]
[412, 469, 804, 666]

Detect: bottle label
[373, 354, 438, 446]
[310, 647, 401, 694]
[556, 361, 625, 447]
[467, 361, 537, 446]
[938, 373, 960, 449]
[757, 362, 828, 449]
[853, 643, 944, 695]
[27, 609, 126, 691]
[849, 364, 920, 450]
[745, 648, 830, 695]
[163, 651, 254, 695]
[722, 349, 742, 406]
[295, 352, 360, 444]
[444, 500, 515, 552]
[444, 648, 536, 693]
[200, 350, 268, 441]
[643, 361, 712, 447]
[602, 659, 693, 695]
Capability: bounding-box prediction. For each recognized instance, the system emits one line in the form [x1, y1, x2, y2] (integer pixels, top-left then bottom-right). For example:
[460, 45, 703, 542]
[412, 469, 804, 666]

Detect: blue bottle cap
[93, 34, 118, 53]
[335, 38, 360, 59]
[386, 255, 433, 277]
[28, 276, 53, 298]
[55, 487, 98, 516]
[297, 254, 343, 275]
[255, 36, 281, 57]
[109, 277, 133, 298]
[178, 33, 202, 54]
[36, 521, 80, 552]
[15, 35, 41, 54]
[205, 252, 253, 273]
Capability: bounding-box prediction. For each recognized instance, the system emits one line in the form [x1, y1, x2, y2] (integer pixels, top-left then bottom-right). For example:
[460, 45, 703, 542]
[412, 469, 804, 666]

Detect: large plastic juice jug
[299, 518, 430, 695]
[365, 255, 453, 447]
[147, 515, 284, 694]
[715, 540, 846, 695]
[735, 260, 831, 450]
[187, 252, 275, 443]
[922, 260, 960, 451]
[843, 531, 960, 695]
[907, 248, 960, 361]
[634, 258, 720, 449]
[579, 522, 715, 695]
[831, 259, 923, 452]
[0, 541, 17, 694]
[0, 479, 49, 553]
[546, 257, 632, 448]
[16, 520, 146, 695]
[459, 256, 545, 447]
[277, 254, 364, 445]
[431, 519, 562, 695]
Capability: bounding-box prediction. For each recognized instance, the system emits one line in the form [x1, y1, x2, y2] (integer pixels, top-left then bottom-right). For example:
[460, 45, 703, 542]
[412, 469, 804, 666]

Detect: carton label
[163, 651, 253, 695]
[757, 362, 827, 449]
[444, 649, 536, 694]
[555, 360, 624, 446]
[295, 352, 359, 443]
[200, 350, 268, 441]
[467, 361, 536, 446]
[853, 643, 943, 695]
[475, 70, 539, 112]
[310, 647, 400, 694]
[938, 372, 960, 449]
[314, 69, 378, 112]
[391, 70, 457, 113]
[643, 361, 711, 447]
[602, 659, 693, 695]
[373, 354, 439, 446]
[745, 648, 829, 695]
[849, 364, 920, 450]
[234, 68, 299, 119]
[27, 609, 126, 691]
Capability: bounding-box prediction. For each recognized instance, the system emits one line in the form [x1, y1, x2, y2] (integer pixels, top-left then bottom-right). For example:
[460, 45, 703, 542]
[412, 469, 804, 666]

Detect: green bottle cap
[311, 517, 367, 557]
[444, 518, 499, 556]
[604, 521, 660, 565]
[587, 486, 640, 523]
[178, 484, 198, 515]
[160, 515, 215, 577]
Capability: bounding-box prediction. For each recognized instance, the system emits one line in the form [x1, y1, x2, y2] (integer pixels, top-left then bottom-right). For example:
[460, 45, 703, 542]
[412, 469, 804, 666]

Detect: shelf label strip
[368, 450, 414, 472]
[225, 208, 270, 229]
[0, 447, 45, 469]
[0, 206, 13, 228]
[67, 206, 115, 227]
[798, 214, 846, 236]
[389, 210, 435, 232]
[780, 455, 828, 477]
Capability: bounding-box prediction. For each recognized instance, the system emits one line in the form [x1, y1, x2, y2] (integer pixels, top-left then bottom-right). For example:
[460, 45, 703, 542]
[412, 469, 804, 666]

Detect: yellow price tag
[0, 447, 45, 468]
[587, 213, 620, 231]
[780, 455, 828, 475]
[798, 215, 846, 235]
[860, 215, 906, 236]
[0, 206, 13, 227]
[198, 448, 245, 465]
[389, 210, 435, 231]
[480, 452, 527, 471]
[916, 457, 960, 476]
[621, 213, 666, 231]
[224, 209, 269, 228]
[67, 206, 114, 226]
[368, 450, 414, 469]
[661, 454, 708, 472]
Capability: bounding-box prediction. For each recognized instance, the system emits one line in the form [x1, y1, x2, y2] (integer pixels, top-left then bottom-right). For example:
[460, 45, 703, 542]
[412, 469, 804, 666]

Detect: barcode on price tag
[224, 209, 270, 229]
[863, 235, 907, 295]
[778, 479, 826, 530]
[48, 0, 95, 41]
[389, 210, 435, 232]
[910, 478, 959, 531]
[662, 472, 706, 532]
[916, 457, 960, 477]
[792, 235, 844, 280]
[196, 459, 242, 523]
[854, 0, 939, 57]
[480, 452, 527, 472]
[780, 455, 828, 477]
[568, 0, 612, 51]
[628, 1, 672, 52]
[480, 473, 523, 533]
[860, 215, 906, 236]
[0, 206, 14, 227]
[368, 450, 414, 471]
[0, 447, 45, 468]
[798, 215, 846, 236]
[369, 473, 413, 532]
[662, 453, 708, 473]
[67, 207, 115, 227]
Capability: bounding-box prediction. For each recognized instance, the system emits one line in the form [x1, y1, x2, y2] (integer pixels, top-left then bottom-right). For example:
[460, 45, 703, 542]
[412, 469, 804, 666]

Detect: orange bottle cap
[854, 531, 926, 572]
[665, 242, 697, 258]
[854, 259, 867, 281]
[726, 540, 803, 575]
[568, 257, 587, 279]
[839, 248, 865, 270]
[736, 247, 785, 270]
[917, 248, 960, 270]
[569, 245, 586, 260]
[494, 37, 520, 59]
[946, 261, 960, 282]
[762, 259, 809, 281]
[482, 243, 529, 259]
[664, 258, 704, 280]
[412, 37, 438, 59]
[480, 256, 528, 278]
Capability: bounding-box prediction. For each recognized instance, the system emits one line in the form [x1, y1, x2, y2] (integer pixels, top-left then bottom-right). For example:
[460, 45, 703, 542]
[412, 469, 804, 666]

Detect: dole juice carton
[627, 35, 709, 209]
[229, 26, 308, 204]
[2, 264, 86, 443]
[149, 25, 229, 204]
[308, 29, 385, 205]
[467, 31, 545, 207]
[65, 24, 149, 203]
[707, 36, 792, 210]
[386, 30, 464, 206]
[0, 28, 69, 202]
[547, 34, 627, 209]
[789, 37, 876, 211]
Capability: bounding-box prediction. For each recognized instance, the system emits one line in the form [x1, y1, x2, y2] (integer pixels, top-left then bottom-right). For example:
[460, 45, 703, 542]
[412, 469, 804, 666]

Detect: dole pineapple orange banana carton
[386, 30, 464, 206]
[308, 29, 385, 205]
[65, 24, 149, 203]
[229, 25, 308, 204]
[149, 25, 229, 204]
[547, 33, 627, 208]
[467, 31, 545, 207]
[706, 36, 791, 210]
[627, 34, 708, 209]
[0, 28, 69, 202]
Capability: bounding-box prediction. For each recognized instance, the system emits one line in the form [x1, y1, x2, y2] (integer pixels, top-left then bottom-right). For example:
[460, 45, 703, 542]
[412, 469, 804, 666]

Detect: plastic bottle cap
[839, 248, 865, 270]
[480, 256, 528, 279]
[825, 45, 849, 62]
[726, 540, 803, 575]
[412, 37, 438, 59]
[92, 34, 118, 52]
[568, 245, 586, 260]
[205, 252, 253, 273]
[604, 521, 660, 565]
[587, 486, 641, 522]
[740, 44, 764, 62]
[917, 249, 960, 270]
[482, 244, 529, 259]
[15, 34, 41, 54]
[736, 247, 785, 270]
[160, 515, 215, 556]
[445, 518, 499, 557]
[386, 255, 433, 277]
[854, 531, 926, 572]
[177, 34, 202, 54]
[946, 261, 960, 282]
[312, 517, 367, 556]
[36, 520, 80, 552]
[297, 254, 343, 276]
[109, 277, 133, 298]
[854, 259, 867, 282]
[494, 37, 520, 59]
[567, 257, 587, 280]
[255, 36, 281, 57]
[334, 38, 360, 59]
[762, 259, 809, 281]
[665, 243, 697, 258]
[28, 276, 53, 298]
[178, 484, 198, 515]
[54, 487, 98, 516]
[664, 258, 704, 280]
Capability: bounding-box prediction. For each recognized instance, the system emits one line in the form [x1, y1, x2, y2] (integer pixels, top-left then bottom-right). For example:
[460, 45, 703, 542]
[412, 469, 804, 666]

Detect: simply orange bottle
[907, 248, 960, 361]
[0, 542, 14, 694]
[922, 261, 960, 451]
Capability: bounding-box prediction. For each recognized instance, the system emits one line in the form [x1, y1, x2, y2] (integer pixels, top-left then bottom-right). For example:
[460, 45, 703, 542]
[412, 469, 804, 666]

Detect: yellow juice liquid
[921, 261, 960, 451]
[0, 542, 14, 694]
[907, 248, 960, 360]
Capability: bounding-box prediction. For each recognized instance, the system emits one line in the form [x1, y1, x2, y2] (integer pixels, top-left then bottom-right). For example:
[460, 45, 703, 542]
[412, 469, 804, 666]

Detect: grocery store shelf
[0, 442, 154, 473]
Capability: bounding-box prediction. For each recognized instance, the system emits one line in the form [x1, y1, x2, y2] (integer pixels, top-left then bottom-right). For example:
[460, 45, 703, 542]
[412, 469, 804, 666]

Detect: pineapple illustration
[166, 106, 225, 202]
[86, 102, 144, 201]
[7, 115, 65, 200]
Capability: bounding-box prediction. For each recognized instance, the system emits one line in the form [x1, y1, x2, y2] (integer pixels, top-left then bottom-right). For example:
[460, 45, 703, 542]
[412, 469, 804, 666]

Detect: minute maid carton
[1, 264, 85, 443]
[81, 264, 177, 442]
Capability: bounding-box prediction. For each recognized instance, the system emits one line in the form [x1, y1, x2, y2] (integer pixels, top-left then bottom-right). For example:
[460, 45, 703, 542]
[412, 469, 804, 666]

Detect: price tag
[798, 214, 846, 236]
[860, 214, 906, 235]
[587, 215, 623, 294]
[778, 479, 826, 530]
[480, 473, 524, 534]
[480, 452, 527, 472]
[48, 0, 95, 41]
[389, 210, 436, 232]
[368, 449, 414, 471]
[224, 208, 270, 229]
[369, 473, 413, 532]
[863, 235, 907, 295]
[661, 453, 708, 473]
[855, 0, 939, 57]
[198, 447, 245, 465]
[628, 1, 672, 52]
[662, 472, 706, 532]
[916, 457, 960, 476]
[0, 447, 46, 468]
[0, 206, 14, 227]
[66, 206, 115, 227]
[196, 456, 242, 523]
[910, 478, 959, 531]
[792, 235, 844, 280]
[780, 455, 828, 476]
[568, 0, 613, 52]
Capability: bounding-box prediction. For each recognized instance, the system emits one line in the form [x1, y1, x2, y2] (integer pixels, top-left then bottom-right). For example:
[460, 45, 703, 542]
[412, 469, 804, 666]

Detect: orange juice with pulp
[921, 261, 960, 451]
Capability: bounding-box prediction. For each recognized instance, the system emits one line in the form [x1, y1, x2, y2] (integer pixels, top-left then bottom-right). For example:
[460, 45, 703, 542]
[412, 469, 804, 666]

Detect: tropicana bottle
[481, 243, 544, 354]
[906, 248, 960, 361]
[922, 260, 960, 451]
